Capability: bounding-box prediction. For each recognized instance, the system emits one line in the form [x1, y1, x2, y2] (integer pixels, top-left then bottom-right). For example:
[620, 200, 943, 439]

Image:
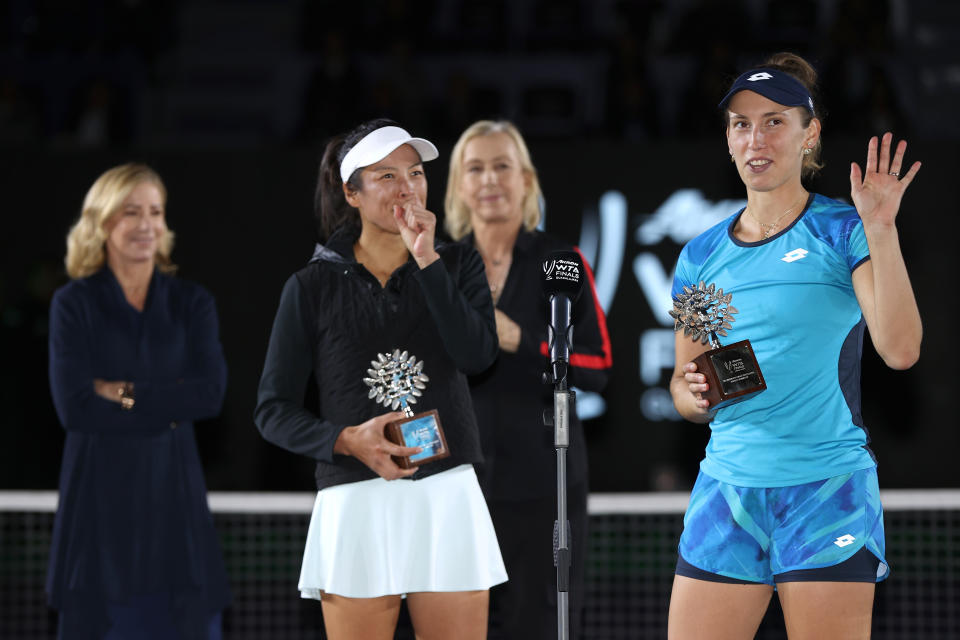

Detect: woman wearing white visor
[255, 119, 507, 639]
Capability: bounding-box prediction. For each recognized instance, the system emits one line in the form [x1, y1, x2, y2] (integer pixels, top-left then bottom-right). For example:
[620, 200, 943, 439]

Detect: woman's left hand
[850, 132, 921, 229]
[394, 194, 440, 269]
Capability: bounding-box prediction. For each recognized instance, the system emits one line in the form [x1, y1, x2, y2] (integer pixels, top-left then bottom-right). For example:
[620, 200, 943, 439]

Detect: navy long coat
[47, 266, 230, 638]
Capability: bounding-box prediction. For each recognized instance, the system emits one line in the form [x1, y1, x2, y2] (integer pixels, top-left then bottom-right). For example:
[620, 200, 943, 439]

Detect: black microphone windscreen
[541, 250, 584, 300]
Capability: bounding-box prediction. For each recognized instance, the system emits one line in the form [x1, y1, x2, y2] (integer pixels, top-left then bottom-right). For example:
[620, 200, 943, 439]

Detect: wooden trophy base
[692, 339, 766, 411]
[383, 409, 450, 469]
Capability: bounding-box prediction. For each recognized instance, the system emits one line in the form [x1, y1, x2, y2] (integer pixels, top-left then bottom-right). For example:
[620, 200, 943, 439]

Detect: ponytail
[313, 117, 399, 243]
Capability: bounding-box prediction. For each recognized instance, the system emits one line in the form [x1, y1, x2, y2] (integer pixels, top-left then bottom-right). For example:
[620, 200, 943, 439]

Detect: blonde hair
[444, 120, 543, 241]
[65, 163, 175, 279]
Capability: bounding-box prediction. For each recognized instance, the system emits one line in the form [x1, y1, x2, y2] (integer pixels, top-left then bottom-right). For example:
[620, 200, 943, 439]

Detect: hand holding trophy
[364, 349, 450, 469]
[670, 281, 766, 411]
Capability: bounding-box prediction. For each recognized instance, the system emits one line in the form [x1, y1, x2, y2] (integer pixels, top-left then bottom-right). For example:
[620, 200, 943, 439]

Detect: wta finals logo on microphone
[543, 257, 581, 287]
[542, 251, 585, 386]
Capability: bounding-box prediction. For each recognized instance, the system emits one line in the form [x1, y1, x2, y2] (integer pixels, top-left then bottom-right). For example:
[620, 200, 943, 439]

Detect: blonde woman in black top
[445, 120, 612, 639]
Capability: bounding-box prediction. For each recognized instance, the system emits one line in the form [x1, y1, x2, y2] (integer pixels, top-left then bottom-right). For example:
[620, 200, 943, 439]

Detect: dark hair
[726, 52, 825, 179]
[314, 117, 399, 242]
[759, 52, 823, 118]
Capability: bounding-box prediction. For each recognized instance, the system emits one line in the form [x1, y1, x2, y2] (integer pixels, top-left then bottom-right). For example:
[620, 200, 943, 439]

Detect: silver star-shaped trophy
[364, 349, 429, 415]
[669, 281, 738, 350]
[363, 349, 449, 469]
[670, 282, 766, 410]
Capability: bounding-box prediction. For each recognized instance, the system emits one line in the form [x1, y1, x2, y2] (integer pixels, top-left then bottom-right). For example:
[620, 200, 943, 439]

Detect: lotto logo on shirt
[781, 248, 809, 263]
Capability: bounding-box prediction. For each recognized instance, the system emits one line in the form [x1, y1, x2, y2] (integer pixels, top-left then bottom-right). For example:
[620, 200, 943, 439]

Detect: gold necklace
[486, 262, 510, 303]
[489, 280, 505, 303]
[745, 194, 806, 239]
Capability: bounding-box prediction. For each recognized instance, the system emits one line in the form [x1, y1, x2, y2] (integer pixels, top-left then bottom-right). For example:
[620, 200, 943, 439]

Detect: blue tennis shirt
[672, 193, 877, 487]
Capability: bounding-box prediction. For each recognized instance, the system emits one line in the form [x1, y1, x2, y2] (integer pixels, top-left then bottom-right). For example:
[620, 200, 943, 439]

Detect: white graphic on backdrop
[574, 191, 627, 420]
[578, 188, 745, 422]
[578, 191, 627, 313]
[635, 189, 745, 246]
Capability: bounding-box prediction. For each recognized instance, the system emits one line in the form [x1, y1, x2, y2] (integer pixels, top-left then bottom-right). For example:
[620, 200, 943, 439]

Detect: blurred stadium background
[1, 0, 958, 636]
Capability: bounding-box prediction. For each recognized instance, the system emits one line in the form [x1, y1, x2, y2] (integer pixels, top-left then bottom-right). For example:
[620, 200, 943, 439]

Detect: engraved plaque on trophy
[670, 281, 766, 410]
[363, 349, 450, 469]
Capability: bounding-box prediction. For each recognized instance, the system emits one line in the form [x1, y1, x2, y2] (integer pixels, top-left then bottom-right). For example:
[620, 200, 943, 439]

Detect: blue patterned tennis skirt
[678, 467, 889, 585]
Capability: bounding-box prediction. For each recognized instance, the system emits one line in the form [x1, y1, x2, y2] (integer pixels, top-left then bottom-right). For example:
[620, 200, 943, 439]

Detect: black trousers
[487, 484, 588, 640]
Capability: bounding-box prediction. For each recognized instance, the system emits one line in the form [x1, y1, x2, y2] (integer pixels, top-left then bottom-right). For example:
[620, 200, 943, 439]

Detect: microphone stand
[541, 252, 583, 640]
[545, 358, 574, 640]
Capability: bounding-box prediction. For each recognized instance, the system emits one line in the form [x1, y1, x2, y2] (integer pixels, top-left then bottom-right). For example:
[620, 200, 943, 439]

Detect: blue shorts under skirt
[677, 467, 889, 586]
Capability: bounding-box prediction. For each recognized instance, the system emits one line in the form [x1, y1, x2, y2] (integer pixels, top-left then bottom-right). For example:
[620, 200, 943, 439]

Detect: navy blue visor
[718, 68, 815, 114]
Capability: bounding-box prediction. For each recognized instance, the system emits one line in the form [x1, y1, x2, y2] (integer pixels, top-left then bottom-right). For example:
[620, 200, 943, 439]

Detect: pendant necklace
[477, 246, 510, 302]
[746, 194, 806, 239]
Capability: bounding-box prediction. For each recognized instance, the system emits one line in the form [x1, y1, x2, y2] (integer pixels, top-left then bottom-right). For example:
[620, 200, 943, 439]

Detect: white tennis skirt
[298, 464, 508, 599]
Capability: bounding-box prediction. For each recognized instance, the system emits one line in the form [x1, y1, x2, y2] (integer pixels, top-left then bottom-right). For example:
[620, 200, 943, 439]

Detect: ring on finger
[888, 171, 899, 177]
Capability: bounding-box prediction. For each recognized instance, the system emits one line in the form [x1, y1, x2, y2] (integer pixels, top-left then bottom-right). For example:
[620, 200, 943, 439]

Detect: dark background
[1, 0, 958, 493]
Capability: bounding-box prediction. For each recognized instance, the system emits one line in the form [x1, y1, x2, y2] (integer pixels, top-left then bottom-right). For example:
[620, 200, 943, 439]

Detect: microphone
[542, 251, 584, 385]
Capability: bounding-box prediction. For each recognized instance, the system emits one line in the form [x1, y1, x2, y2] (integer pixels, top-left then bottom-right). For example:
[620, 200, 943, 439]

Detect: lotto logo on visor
[719, 68, 815, 114]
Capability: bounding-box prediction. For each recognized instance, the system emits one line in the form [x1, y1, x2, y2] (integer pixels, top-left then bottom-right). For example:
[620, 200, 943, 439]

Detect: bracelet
[118, 382, 135, 411]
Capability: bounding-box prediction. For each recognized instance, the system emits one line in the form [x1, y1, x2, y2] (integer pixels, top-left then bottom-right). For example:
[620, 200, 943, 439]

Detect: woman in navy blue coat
[47, 163, 230, 639]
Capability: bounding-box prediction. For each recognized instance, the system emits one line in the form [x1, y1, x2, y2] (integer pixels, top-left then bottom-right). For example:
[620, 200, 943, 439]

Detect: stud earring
[803, 148, 811, 155]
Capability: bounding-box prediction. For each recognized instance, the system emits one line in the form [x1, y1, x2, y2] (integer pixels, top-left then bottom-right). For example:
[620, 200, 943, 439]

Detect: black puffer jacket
[255, 226, 498, 489]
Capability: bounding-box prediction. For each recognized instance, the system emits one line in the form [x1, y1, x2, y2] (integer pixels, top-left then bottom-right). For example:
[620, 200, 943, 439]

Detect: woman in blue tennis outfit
[668, 53, 922, 639]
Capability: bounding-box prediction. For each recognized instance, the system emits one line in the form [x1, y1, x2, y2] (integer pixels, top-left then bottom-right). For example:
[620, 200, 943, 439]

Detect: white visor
[339, 126, 439, 183]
